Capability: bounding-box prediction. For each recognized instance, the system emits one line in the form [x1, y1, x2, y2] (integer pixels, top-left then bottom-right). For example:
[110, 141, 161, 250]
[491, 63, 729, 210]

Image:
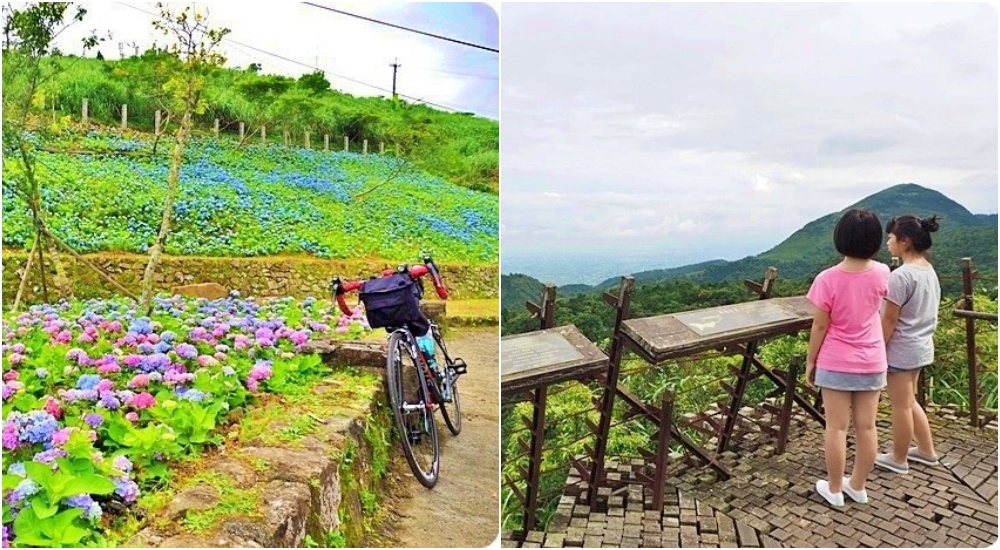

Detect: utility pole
[390, 58, 401, 99]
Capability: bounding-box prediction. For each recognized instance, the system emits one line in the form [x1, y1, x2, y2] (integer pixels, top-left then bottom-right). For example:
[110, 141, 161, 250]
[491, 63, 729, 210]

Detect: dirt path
[377, 327, 499, 548]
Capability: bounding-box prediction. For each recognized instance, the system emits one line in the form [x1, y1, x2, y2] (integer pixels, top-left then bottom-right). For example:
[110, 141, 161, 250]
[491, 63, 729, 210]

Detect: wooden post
[587, 276, 635, 506]
[121, 104, 128, 130]
[304, 131, 311, 149]
[324, 134, 330, 151]
[363, 139, 368, 154]
[261, 125, 266, 144]
[82, 98, 89, 125]
[379, 142, 385, 154]
[962, 258, 979, 427]
[651, 390, 675, 511]
[239, 122, 245, 142]
[717, 267, 779, 454]
[344, 136, 349, 151]
[155, 110, 161, 136]
[283, 130, 290, 147]
[523, 386, 547, 531]
[52, 97, 57, 123]
[213, 118, 220, 137]
[777, 357, 801, 454]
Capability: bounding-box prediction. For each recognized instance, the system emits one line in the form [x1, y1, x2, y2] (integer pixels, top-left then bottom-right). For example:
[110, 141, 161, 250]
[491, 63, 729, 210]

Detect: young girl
[806, 208, 890, 507]
[875, 215, 942, 474]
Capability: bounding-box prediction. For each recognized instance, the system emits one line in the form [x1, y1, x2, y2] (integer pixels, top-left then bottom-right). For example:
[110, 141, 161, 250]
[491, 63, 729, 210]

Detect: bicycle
[331, 256, 466, 488]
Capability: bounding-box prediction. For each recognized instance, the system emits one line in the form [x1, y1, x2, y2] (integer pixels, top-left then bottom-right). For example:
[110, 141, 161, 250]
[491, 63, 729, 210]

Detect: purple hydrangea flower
[112, 455, 133, 474]
[18, 411, 59, 445]
[84, 414, 104, 428]
[113, 477, 139, 502]
[175, 343, 198, 360]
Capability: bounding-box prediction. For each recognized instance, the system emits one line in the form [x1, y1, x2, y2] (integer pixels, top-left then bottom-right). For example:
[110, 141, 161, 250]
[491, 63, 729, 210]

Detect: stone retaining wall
[128, 341, 392, 548]
[1, 250, 498, 304]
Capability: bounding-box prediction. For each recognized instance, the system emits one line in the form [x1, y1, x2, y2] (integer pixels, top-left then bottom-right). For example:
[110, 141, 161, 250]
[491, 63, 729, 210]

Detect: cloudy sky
[502, 3, 997, 276]
[52, 2, 498, 118]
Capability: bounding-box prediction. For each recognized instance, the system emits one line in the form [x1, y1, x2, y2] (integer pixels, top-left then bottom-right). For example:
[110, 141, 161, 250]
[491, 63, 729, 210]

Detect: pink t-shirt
[807, 262, 890, 374]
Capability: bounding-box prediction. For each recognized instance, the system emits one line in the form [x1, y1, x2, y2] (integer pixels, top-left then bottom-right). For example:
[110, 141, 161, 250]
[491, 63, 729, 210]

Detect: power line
[116, 3, 495, 118]
[301, 2, 498, 53]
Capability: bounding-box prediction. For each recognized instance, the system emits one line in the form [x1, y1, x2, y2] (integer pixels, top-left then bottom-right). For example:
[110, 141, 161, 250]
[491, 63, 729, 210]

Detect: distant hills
[502, 184, 997, 309]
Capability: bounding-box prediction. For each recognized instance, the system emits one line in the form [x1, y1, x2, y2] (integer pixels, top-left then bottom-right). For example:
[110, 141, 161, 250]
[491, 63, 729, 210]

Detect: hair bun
[920, 215, 940, 233]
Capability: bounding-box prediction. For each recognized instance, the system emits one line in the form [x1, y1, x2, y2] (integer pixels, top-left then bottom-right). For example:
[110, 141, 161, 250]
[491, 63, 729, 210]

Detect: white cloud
[501, 3, 997, 258]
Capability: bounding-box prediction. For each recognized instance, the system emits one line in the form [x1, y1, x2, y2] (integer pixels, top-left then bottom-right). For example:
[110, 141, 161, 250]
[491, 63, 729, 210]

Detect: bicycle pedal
[451, 358, 468, 376]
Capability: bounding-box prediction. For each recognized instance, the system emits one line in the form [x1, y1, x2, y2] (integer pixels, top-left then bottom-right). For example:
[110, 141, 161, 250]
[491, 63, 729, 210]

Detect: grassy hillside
[5, 52, 498, 192]
[501, 273, 547, 311]
[2, 129, 498, 264]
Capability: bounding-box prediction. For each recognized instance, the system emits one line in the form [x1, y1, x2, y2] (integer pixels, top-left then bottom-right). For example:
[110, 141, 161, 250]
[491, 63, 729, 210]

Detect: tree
[3, 3, 104, 308]
[298, 70, 330, 94]
[138, 3, 230, 313]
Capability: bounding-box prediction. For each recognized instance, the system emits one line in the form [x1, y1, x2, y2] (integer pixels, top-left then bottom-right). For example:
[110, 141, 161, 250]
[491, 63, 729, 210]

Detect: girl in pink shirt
[806, 208, 890, 507]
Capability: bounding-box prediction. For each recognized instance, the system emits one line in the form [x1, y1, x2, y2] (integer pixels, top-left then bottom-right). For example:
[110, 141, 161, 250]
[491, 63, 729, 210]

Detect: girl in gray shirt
[875, 215, 942, 474]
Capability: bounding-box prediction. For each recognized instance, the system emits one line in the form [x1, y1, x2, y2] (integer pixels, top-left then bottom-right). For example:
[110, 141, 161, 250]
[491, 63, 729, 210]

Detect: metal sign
[502, 331, 586, 376]
[674, 301, 795, 337]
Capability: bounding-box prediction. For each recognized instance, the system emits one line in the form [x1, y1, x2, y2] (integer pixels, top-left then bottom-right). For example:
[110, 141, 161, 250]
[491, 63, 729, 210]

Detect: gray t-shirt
[885, 263, 941, 369]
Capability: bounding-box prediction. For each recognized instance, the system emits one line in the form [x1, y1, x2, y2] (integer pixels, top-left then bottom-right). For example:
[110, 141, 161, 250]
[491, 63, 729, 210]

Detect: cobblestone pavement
[503, 407, 998, 548]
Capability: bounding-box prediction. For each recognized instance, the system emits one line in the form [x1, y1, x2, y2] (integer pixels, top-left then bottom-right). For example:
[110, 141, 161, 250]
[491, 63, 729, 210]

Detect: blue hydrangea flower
[7, 462, 26, 477]
[76, 374, 101, 391]
[18, 411, 58, 445]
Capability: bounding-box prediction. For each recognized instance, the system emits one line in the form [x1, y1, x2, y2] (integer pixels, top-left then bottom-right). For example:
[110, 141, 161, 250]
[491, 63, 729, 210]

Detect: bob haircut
[833, 208, 882, 259]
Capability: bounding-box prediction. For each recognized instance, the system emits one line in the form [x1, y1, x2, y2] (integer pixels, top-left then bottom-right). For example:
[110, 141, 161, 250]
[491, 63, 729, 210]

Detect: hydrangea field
[2, 130, 499, 263]
[1, 292, 370, 547]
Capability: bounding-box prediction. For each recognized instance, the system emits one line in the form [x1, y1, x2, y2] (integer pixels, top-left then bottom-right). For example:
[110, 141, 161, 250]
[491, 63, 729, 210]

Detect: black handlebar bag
[359, 273, 423, 329]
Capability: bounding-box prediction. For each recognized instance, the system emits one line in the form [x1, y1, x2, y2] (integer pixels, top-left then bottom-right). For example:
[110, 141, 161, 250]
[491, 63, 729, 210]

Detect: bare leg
[909, 370, 936, 456]
[886, 371, 913, 464]
[850, 390, 881, 491]
[822, 388, 852, 493]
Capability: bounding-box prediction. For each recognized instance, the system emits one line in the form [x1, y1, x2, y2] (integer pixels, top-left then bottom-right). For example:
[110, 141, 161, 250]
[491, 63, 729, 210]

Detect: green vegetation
[5, 53, 497, 193]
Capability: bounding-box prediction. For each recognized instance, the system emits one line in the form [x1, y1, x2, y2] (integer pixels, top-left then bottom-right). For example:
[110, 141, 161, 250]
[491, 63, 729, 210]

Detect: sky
[51, 2, 499, 119]
[501, 3, 998, 276]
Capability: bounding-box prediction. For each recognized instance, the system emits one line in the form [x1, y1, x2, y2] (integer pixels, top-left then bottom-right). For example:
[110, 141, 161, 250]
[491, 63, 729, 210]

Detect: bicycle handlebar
[331, 256, 449, 316]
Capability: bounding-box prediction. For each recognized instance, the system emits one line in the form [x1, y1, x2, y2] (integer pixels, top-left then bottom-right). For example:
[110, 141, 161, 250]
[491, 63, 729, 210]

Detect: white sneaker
[842, 476, 868, 504]
[816, 480, 845, 507]
[907, 447, 940, 466]
[875, 453, 909, 474]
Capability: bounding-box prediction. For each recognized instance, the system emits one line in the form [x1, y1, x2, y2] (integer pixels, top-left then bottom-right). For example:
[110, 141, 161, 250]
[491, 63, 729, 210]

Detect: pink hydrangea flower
[123, 355, 144, 368]
[76, 333, 94, 344]
[197, 355, 219, 367]
[96, 379, 114, 393]
[3, 370, 18, 381]
[128, 374, 149, 388]
[125, 412, 139, 422]
[132, 392, 156, 409]
[52, 427, 73, 446]
[97, 362, 121, 375]
[54, 331, 72, 344]
[147, 333, 160, 344]
[44, 397, 63, 419]
[7, 353, 24, 365]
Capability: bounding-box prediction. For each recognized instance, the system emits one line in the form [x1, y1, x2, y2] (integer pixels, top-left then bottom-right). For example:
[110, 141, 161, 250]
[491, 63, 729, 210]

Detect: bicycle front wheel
[386, 331, 440, 488]
[432, 326, 462, 435]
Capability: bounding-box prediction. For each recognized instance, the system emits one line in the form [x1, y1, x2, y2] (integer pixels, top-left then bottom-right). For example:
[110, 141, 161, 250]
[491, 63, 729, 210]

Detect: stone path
[380, 328, 501, 547]
[503, 407, 998, 548]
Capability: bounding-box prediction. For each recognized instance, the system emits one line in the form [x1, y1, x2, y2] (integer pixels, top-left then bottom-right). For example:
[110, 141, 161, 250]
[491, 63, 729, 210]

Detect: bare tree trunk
[45, 232, 75, 301]
[12, 235, 39, 311]
[140, 110, 192, 313]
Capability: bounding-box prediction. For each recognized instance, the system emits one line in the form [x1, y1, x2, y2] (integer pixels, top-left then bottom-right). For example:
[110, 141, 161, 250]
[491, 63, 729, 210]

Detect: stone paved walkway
[503, 407, 998, 548]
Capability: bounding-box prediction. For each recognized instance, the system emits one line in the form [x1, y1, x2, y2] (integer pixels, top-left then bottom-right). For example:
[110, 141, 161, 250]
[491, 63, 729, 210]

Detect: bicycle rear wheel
[386, 331, 440, 488]
[432, 325, 462, 435]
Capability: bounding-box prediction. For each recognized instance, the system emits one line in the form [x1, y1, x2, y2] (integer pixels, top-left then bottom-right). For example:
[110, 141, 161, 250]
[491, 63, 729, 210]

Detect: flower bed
[1, 293, 370, 548]
[1, 130, 499, 263]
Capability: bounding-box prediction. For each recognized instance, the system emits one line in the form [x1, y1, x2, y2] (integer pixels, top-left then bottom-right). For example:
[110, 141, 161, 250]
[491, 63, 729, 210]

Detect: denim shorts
[888, 364, 925, 374]
[815, 369, 886, 392]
